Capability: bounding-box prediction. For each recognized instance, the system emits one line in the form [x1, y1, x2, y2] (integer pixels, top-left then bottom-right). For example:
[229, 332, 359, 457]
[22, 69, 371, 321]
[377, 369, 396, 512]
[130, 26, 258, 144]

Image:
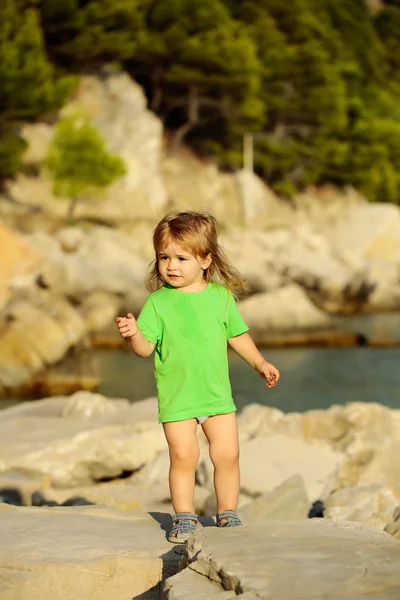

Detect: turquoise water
[2, 313, 400, 413]
[95, 345, 400, 414]
[96, 313, 400, 413]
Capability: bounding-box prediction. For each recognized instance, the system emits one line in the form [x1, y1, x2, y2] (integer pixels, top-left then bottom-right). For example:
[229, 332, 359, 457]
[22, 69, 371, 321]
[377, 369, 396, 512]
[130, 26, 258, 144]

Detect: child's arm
[115, 313, 155, 358]
[228, 332, 280, 387]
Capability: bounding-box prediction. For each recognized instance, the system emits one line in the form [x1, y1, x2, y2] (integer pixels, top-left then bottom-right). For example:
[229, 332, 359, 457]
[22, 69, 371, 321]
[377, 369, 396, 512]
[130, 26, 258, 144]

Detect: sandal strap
[169, 513, 198, 538]
[172, 512, 198, 523]
[217, 510, 243, 527]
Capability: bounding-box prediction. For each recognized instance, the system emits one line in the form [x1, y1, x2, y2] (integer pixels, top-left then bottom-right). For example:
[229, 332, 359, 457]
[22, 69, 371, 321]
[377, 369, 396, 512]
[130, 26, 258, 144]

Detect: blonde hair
[146, 210, 248, 297]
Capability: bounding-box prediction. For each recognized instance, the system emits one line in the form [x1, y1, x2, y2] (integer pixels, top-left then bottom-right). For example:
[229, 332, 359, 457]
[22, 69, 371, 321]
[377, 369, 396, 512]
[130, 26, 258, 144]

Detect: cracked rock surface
[165, 520, 400, 599]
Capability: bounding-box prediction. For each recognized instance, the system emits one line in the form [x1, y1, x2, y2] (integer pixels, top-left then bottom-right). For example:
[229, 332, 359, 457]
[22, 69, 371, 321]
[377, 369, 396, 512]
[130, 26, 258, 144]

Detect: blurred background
[1, 0, 400, 412]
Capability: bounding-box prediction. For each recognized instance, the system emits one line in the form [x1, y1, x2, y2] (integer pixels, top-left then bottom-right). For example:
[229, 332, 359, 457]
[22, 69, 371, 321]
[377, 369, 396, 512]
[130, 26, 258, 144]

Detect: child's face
[157, 241, 211, 291]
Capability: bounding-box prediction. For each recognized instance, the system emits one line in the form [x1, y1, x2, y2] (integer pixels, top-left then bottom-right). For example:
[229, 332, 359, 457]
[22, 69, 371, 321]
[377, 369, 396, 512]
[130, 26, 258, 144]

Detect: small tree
[45, 112, 126, 219]
[0, 0, 73, 180]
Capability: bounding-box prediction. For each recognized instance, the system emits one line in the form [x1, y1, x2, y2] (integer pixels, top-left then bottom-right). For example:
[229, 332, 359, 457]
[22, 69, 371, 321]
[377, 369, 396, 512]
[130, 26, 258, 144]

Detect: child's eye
[159, 256, 168, 261]
[178, 257, 186, 261]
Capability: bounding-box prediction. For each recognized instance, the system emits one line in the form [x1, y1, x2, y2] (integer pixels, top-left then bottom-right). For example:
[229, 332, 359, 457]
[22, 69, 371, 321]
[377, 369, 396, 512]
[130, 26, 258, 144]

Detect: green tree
[128, 0, 264, 150]
[39, 0, 147, 67]
[45, 112, 126, 219]
[0, 0, 73, 180]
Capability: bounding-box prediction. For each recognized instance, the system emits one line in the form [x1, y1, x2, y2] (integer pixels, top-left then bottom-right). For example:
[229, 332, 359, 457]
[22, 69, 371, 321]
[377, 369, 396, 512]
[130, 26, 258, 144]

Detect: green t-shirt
[137, 282, 248, 423]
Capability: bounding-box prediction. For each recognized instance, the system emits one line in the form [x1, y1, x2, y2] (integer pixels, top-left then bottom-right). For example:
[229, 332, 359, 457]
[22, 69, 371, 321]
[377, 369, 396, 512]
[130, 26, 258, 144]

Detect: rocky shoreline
[1, 72, 400, 396]
[0, 391, 400, 598]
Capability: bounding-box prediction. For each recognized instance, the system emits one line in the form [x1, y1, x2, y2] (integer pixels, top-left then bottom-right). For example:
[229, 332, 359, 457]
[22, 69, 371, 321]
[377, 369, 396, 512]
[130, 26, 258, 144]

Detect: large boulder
[385, 505, 400, 539]
[237, 285, 332, 335]
[0, 503, 177, 600]
[161, 150, 243, 228]
[0, 393, 166, 487]
[324, 482, 399, 530]
[328, 202, 400, 265]
[27, 227, 148, 304]
[0, 297, 86, 393]
[239, 474, 310, 522]
[10, 72, 168, 225]
[165, 519, 400, 599]
[0, 224, 42, 310]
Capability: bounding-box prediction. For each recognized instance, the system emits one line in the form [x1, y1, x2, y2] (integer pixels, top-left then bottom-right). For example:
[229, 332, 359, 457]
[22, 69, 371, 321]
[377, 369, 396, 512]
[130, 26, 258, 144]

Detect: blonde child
[116, 211, 280, 543]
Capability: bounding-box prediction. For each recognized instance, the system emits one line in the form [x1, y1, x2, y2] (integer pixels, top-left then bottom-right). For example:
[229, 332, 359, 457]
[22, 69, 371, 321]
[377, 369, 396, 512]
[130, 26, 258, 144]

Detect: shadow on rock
[31, 490, 95, 507]
[0, 487, 24, 505]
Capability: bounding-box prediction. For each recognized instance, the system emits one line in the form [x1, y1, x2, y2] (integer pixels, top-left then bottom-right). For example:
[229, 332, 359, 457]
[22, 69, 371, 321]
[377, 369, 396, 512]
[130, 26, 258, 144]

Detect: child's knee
[170, 445, 199, 468]
[210, 446, 239, 468]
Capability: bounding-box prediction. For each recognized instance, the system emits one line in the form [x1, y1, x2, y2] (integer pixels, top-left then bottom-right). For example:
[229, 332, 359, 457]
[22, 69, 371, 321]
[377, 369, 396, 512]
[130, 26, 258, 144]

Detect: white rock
[0, 504, 174, 600]
[238, 285, 331, 332]
[238, 434, 342, 501]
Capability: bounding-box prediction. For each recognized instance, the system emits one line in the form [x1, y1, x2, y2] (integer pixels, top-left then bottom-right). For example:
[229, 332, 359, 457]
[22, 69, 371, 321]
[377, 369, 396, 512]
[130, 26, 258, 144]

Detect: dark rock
[0, 487, 23, 506]
[31, 491, 59, 507]
[308, 500, 325, 518]
[61, 496, 95, 506]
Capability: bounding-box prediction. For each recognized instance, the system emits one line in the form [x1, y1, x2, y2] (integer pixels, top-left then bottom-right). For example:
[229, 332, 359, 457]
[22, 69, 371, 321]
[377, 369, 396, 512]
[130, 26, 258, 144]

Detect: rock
[324, 482, 399, 530]
[56, 226, 86, 253]
[0, 503, 178, 600]
[61, 391, 130, 419]
[163, 566, 237, 600]
[0, 224, 43, 310]
[0, 298, 86, 392]
[20, 123, 54, 164]
[222, 229, 284, 294]
[237, 434, 342, 501]
[239, 474, 310, 522]
[11, 73, 168, 225]
[385, 505, 400, 539]
[0, 392, 167, 487]
[237, 403, 294, 440]
[67, 72, 167, 221]
[293, 185, 367, 238]
[336, 438, 400, 501]
[28, 227, 148, 299]
[161, 150, 243, 229]
[234, 169, 294, 228]
[0, 472, 45, 505]
[308, 499, 325, 518]
[237, 285, 331, 336]
[172, 519, 400, 599]
[0, 487, 23, 505]
[329, 202, 400, 265]
[80, 290, 123, 333]
[364, 259, 400, 311]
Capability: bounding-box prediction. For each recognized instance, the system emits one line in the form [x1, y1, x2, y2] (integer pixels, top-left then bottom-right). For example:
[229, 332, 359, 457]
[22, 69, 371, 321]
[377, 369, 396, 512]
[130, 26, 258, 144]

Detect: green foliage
[2, 0, 400, 203]
[0, 0, 74, 180]
[129, 0, 264, 144]
[39, 0, 147, 66]
[45, 112, 126, 217]
[0, 0, 73, 119]
[0, 124, 28, 180]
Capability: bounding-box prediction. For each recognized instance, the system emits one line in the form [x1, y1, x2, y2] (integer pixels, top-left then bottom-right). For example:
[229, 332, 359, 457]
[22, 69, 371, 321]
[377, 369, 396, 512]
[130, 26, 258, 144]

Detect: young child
[116, 210, 280, 543]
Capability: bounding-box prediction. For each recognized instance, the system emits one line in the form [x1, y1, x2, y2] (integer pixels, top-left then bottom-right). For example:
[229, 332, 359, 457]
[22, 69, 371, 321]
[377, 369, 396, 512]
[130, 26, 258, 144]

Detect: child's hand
[115, 313, 138, 338]
[257, 361, 280, 388]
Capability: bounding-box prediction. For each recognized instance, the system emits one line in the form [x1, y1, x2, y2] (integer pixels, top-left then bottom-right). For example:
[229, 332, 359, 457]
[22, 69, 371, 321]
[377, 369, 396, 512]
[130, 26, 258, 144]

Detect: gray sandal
[168, 512, 198, 544]
[216, 510, 243, 528]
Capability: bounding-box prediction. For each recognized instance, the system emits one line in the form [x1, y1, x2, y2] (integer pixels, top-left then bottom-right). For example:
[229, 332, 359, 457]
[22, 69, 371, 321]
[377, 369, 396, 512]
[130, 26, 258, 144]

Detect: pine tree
[39, 0, 147, 67]
[45, 112, 127, 219]
[0, 0, 73, 180]
[129, 0, 264, 149]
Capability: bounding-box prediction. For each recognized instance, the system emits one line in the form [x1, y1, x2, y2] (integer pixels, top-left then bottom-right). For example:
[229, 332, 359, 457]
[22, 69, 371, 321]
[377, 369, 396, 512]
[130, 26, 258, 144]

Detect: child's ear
[202, 253, 212, 270]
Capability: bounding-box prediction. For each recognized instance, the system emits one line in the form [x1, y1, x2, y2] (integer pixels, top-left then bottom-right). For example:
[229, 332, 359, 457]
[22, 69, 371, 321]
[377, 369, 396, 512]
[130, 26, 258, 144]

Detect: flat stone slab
[0, 503, 177, 600]
[170, 519, 400, 599]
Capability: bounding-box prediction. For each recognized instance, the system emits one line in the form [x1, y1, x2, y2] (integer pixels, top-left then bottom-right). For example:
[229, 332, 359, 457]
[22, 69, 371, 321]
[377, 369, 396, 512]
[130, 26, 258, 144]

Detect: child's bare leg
[163, 418, 200, 514]
[201, 412, 240, 518]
